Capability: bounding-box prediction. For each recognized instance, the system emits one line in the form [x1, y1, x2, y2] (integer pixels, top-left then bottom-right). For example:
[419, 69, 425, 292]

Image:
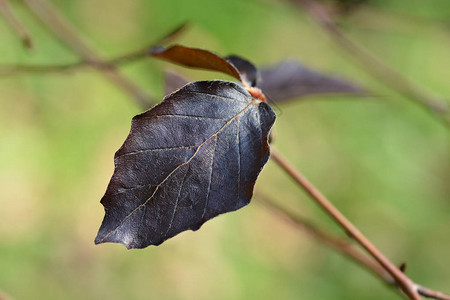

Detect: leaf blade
[151, 45, 242, 82]
[95, 80, 275, 249]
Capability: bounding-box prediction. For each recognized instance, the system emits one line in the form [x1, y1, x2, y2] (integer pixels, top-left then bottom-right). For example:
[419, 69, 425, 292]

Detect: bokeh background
[1, 0, 449, 299]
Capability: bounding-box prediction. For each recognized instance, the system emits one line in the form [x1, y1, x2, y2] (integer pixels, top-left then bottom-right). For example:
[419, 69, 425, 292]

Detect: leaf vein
[98, 100, 258, 243]
[164, 164, 190, 237]
[184, 90, 248, 104]
[116, 145, 198, 159]
[201, 135, 217, 219]
[139, 114, 227, 121]
[111, 183, 157, 196]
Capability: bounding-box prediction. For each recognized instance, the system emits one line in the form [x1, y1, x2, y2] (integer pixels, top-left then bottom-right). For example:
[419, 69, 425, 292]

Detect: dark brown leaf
[258, 60, 364, 102]
[225, 55, 259, 87]
[151, 45, 242, 82]
[95, 80, 276, 249]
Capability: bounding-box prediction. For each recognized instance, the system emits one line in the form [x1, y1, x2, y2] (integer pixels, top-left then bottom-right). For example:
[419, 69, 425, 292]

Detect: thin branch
[417, 286, 450, 300]
[0, 62, 81, 75]
[0, 0, 33, 48]
[22, 0, 154, 107]
[109, 23, 189, 65]
[258, 192, 450, 300]
[291, 0, 450, 126]
[270, 149, 422, 299]
[257, 193, 393, 283]
[0, 23, 188, 77]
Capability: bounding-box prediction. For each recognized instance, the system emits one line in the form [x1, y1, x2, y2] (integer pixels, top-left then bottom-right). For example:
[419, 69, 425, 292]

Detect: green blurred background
[0, 0, 449, 299]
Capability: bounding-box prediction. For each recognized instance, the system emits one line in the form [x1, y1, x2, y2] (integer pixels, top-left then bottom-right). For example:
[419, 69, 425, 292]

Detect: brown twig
[417, 286, 450, 300]
[270, 149, 424, 299]
[0, 23, 188, 77]
[257, 193, 393, 283]
[22, 0, 154, 107]
[0, 62, 80, 76]
[0, 0, 33, 48]
[109, 23, 189, 65]
[259, 193, 450, 300]
[291, 0, 450, 126]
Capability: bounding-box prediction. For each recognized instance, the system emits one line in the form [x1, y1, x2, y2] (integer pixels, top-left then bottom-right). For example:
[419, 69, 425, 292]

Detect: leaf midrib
[98, 99, 259, 243]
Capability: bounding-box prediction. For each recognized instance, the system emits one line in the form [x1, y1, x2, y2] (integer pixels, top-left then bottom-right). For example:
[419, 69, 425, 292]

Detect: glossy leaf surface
[95, 80, 276, 249]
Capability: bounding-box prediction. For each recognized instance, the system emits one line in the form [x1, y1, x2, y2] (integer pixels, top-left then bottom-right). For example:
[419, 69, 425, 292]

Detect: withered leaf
[225, 55, 259, 87]
[95, 80, 276, 249]
[151, 45, 242, 82]
[258, 60, 364, 102]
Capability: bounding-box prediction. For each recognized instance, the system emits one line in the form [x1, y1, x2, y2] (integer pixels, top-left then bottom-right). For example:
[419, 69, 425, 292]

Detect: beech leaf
[151, 45, 242, 82]
[95, 80, 276, 249]
[258, 60, 364, 102]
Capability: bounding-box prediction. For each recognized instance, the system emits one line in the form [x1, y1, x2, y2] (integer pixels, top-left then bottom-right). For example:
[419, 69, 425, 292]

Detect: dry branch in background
[258, 194, 450, 300]
[0, 24, 187, 77]
[270, 149, 421, 299]
[270, 149, 450, 300]
[0, 0, 33, 48]
[291, 0, 450, 127]
[22, 0, 155, 107]
[257, 193, 393, 283]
